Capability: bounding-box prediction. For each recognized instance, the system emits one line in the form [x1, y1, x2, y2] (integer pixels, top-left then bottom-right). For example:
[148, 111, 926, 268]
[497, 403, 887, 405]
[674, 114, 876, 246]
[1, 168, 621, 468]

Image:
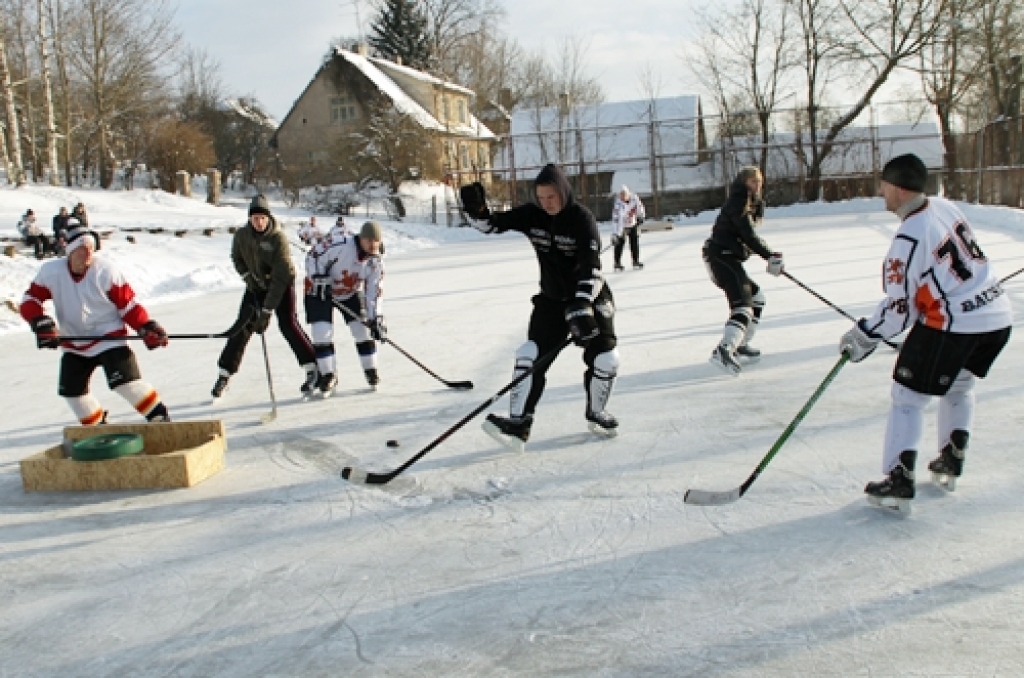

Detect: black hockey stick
[258, 329, 277, 425]
[342, 337, 572, 485]
[782, 271, 902, 351]
[684, 353, 849, 505]
[332, 299, 473, 390]
[1000, 266, 1024, 284]
[56, 311, 253, 343]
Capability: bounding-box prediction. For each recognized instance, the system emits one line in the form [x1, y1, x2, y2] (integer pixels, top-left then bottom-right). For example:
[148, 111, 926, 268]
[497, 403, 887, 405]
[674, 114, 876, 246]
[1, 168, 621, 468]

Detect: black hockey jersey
[707, 178, 772, 261]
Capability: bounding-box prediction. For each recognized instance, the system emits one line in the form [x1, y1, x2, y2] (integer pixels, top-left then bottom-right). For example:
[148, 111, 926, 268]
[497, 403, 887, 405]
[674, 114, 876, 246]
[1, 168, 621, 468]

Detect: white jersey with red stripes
[611, 193, 645, 238]
[304, 232, 384, 319]
[864, 196, 1012, 338]
[20, 255, 150, 357]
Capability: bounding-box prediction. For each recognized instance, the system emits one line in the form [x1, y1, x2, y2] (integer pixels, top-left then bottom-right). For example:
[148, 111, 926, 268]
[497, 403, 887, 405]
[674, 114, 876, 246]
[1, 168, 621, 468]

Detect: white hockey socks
[348, 320, 377, 370]
[311, 321, 337, 375]
[586, 349, 620, 415]
[66, 394, 104, 426]
[938, 371, 975, 450]
[510, 341, 538, 418]
[115, 381, 168, 421]
[882, 383, 930, 473]
[742, 290, 765, 347]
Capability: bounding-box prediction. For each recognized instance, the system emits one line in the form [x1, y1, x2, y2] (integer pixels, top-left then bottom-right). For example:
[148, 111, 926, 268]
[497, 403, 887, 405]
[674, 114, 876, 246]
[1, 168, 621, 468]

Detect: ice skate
[482, 413, 532, 453]
[210, 372, 230, 400]
[865, 450, 916, 514]
[736, 344, 761, 362]
[929, 430, 967, 491]
[613, 263, 624, 272]
[300, 367, 319, 400]
[316, 372, 338, 399]
[586, 409, 619, 437]
[709, 344, 741, 376]
[364, 368, 379, 390]
[632, 261, 644, 270]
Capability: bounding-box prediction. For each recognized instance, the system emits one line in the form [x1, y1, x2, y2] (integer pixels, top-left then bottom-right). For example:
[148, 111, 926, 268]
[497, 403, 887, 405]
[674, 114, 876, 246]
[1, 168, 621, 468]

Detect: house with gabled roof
[272, 46, 495, 187]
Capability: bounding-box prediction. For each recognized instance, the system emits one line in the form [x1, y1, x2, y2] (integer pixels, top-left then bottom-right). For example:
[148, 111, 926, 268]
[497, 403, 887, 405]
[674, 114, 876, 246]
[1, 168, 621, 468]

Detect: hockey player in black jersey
[703, 166, 784, 375]
[460, 164, 620, 452]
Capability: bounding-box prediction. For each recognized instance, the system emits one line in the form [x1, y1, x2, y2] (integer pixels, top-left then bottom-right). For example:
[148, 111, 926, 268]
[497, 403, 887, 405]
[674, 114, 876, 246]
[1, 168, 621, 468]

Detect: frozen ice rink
[3, 198, 1024, 676]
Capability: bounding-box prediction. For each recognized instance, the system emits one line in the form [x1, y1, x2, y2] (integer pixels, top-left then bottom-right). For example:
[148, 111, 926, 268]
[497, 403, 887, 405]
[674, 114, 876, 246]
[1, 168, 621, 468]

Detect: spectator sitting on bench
[17, 209, 52, 259]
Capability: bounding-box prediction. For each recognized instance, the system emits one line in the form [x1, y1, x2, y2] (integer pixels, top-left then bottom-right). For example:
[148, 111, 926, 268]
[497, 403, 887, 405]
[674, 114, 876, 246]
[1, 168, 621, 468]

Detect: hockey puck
[386, 439, 400, 448]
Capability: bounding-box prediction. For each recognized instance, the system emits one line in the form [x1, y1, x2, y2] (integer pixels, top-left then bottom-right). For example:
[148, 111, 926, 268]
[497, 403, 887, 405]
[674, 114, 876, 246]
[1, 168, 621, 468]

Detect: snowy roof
[332, 49, 494, 140]
[498, 96, 702, 172]
[724, 122, 944, 177]
[368, 56, 475, 97]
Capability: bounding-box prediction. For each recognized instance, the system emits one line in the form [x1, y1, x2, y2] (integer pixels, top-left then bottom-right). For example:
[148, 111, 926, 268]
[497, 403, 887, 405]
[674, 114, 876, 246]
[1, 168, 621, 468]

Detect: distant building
[272, 47, 496, 186]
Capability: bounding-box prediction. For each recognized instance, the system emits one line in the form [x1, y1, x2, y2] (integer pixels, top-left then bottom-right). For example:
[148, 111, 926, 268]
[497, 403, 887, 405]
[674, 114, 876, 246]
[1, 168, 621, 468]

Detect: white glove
[840, 319, 881, 363]
[766, 252, 784, 276]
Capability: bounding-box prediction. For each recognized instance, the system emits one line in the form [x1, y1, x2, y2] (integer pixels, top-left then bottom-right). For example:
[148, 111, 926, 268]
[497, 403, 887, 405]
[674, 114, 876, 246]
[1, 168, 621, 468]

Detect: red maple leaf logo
[886, 258, 905, 285]
[336, 270, 361, 296]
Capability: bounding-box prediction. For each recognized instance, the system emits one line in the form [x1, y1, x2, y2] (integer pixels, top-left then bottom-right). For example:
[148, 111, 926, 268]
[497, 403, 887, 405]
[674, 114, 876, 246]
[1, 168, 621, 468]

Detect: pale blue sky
[173, 0, 700, 121]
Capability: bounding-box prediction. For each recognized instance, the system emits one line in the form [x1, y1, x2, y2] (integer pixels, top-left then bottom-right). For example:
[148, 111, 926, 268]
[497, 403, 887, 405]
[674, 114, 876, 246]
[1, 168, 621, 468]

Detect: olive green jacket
[231, 216, 295, 310]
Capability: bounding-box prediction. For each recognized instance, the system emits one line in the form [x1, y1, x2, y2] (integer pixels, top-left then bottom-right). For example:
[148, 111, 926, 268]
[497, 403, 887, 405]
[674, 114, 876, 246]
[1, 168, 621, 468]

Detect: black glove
[611, 233, 624, 247]
[30, 315, 60, 349]
[308, 274, 333, 301]
[565, 300, 599, 346]
[140, 320, 168, 350]
[369, 315, 387, 341]
[252, 308, 273, 334]
[459, 182, 490, 220]
[636, 216, 645, 226]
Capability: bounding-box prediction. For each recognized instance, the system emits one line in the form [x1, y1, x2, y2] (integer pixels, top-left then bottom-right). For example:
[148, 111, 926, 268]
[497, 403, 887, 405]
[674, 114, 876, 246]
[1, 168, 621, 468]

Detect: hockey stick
[331, 299, 473, 390]
[684, 353, 849, 506]
[782, 271, 902, 351]
[1000, 266, 1024, 284]
[342, 337, 572, 485]
[258, 329, 278, 425]
[56, 311, 253, 343]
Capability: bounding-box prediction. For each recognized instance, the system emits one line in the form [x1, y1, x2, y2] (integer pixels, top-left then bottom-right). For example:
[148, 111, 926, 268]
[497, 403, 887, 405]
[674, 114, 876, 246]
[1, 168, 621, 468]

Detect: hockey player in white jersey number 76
[303, 220, 386, 397]
[838, 154, 1013, 513]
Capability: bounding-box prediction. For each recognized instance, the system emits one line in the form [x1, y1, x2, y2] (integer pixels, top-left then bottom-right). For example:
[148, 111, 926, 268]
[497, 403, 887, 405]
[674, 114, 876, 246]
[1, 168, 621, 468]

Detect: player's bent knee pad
[946, 371, 976, 396]
[311, 321, 335, 344]
[891, 382, 931, 410]
[592, 348, 620, 377]
[348, 320, 371, 342]
[516, 341, 539, 365]
[356, 340, 376, 356]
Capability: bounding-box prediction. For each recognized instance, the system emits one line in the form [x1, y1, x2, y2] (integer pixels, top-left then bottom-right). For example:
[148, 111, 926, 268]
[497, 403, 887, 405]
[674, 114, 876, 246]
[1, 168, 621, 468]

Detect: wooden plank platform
[20, 420, 226, 492]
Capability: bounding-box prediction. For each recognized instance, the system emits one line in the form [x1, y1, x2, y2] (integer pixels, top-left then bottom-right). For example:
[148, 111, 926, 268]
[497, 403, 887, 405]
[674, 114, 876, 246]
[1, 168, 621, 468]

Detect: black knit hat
[881, 154, 928, 193]
[249, 194, 272, 217]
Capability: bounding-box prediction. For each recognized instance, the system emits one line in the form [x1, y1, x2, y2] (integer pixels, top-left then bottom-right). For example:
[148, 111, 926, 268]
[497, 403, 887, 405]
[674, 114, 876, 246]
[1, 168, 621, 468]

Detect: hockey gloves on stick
[369, 315, 387, 341]
[30, 315, 60, 349]
[766, 252, 785, 276]
[839, 319, 881, 363]
[459, 182, 490, 220]
[140, 320, 169, 350]
[565, 299, 599, 346]
[306, 274, 333, 301]
[253, 308, 274, 334]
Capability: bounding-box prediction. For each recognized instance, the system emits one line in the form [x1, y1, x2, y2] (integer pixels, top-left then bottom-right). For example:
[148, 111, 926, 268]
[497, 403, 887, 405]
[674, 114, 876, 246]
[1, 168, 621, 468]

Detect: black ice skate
[632, 261, 644, 270]
[928, 430, 968, 491]
[614, 263, 625, 272]
[364, 368, 379, 390]
[211, 373, 230, 399]
[317, 372, 338, 399]
[709, 344, 742, 376]
[482, 413, 533, 453]
[586, 409, 619, 437]
[736, 344, 761, 361]
[865, 450, 916, 514]
[300, 368, 319, 399]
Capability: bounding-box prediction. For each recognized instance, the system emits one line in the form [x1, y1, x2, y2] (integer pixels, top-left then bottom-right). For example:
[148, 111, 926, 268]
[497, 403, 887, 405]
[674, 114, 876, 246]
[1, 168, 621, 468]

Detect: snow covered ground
[2, 189, 1024, 677]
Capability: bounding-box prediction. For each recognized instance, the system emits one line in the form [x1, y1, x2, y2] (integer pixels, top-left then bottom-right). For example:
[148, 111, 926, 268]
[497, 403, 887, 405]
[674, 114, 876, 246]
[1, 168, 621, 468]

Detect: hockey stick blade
[683, 354, 849, 507]
[684, 487, 742, 505]
[341, 338, 571, 486]
[260, 409, 277, 425]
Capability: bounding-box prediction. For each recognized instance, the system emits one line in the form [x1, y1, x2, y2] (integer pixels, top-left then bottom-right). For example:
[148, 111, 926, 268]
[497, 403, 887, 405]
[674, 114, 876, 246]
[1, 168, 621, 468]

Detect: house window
[457, 99, 467, 124]
[459, 143, 470, 169]
[442, 97, 450, 123]
[477, 144, 488, 169]
[330, 94, 358, 124]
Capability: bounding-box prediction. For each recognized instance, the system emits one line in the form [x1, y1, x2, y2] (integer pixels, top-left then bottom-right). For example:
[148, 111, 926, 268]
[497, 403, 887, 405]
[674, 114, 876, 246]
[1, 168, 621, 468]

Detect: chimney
[356, 43, 368, 57]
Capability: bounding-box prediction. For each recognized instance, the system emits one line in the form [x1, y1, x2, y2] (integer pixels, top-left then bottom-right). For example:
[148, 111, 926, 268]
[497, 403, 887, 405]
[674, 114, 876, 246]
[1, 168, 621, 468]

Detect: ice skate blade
[260, 411, 277, 425]
[737, 354, 761, 364]
[708, 355, 740, 376]
[932, 472, 957, 491]
[866, 495, 912, 514]
[481, 419, 525, 453]
[588, 422, 618, 437]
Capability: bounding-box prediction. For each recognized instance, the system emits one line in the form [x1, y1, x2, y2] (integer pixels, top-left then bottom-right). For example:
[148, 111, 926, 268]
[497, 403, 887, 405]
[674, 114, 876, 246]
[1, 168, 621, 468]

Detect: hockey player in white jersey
[303, 221, 386, 396]
[611, 185, 646, 271]
[838, 154, 1012, 512]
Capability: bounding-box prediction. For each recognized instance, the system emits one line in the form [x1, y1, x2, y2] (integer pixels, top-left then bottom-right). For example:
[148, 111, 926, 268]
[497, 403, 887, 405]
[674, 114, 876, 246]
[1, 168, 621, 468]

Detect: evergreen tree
[368, 0, 433, 71]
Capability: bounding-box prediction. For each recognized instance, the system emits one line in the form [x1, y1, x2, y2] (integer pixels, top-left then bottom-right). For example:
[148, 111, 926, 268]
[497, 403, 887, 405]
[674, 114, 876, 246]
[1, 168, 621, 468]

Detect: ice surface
[2, 191, 1024, 677]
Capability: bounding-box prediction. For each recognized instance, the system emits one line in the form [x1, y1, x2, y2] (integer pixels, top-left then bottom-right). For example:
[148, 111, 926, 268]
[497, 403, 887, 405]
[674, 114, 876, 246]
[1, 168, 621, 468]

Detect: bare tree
[47, 0, 74, 185]
[793, 0, 944, 199]
[422, 0, 502, 78]
[0, 24, 26, 185]
[972, 0, 1024, 119]
[37, 0, 59, 184]
[4, 0, 42, 180]
[65, 0, 177, 188]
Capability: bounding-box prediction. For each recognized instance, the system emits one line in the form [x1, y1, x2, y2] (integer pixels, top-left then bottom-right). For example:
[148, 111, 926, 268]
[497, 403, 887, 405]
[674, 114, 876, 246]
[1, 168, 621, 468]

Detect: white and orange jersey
[304, 232, 384, 319]
[864, 197, 1012, 338]
[20, 256, 151, 357]
[611, 193, 646, 237]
